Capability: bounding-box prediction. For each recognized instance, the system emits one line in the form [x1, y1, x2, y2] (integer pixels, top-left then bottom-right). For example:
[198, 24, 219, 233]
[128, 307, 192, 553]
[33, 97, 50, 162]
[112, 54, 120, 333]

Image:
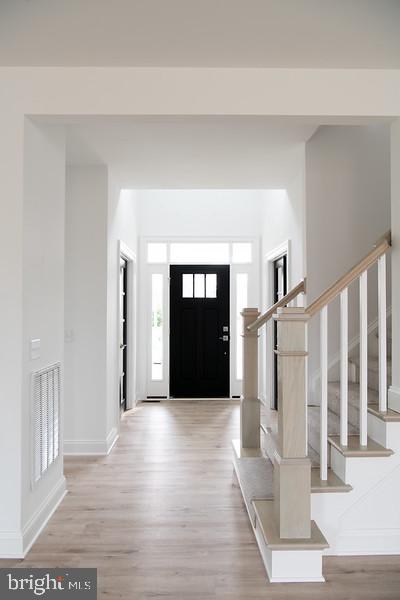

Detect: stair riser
[352, 365, 392, 393]
[328, 391, 360, 430]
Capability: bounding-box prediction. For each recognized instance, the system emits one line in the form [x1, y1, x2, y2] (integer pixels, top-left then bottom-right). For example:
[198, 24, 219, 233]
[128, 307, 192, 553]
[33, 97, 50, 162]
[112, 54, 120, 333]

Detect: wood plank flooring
[2, 400, 400, 599]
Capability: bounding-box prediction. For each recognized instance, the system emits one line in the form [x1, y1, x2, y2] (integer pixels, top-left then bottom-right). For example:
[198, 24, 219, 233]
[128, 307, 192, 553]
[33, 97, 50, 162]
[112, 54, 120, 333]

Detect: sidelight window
[151, 274, 163, 380]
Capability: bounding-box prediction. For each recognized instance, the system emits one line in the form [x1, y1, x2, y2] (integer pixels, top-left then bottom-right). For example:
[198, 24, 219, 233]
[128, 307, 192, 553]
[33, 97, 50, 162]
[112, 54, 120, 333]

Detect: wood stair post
[241, 308, 260, 449]
[273, 306, 311, 539]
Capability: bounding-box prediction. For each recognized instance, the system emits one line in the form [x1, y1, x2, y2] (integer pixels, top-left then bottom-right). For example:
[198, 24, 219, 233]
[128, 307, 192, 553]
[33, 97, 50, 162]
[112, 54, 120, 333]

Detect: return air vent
[32, 362, 61, 485]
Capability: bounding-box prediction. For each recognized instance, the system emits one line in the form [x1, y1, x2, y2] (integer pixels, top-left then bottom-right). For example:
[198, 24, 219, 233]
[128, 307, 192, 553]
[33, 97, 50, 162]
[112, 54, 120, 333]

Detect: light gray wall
[305, 124, 391, 399]
[64, 166, 108, 449]
[22, 120, 66, 528]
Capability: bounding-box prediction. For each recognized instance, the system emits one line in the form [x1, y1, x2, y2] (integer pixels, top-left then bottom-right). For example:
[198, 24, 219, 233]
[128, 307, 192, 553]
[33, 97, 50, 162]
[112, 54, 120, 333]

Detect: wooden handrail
[247, 279, 306, 332]
[306, 231, 391, 317]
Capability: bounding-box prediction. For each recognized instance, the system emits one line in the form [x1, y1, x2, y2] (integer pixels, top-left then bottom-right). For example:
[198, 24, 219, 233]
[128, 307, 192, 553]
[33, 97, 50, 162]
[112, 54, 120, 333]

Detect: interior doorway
[119, 256, 128, 413]
[169, 265, 230, 398]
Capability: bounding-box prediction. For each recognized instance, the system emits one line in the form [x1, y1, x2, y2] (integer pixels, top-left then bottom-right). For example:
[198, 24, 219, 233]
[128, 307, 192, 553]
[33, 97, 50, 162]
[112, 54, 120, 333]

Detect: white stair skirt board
[0, 476, 67, 559]
[232, 440, 328, 583]
[64, 426, 119, 456]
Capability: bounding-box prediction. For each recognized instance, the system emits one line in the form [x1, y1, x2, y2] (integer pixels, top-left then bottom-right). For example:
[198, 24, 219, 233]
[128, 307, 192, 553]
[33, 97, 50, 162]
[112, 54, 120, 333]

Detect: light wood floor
[2, 400, 400, 599]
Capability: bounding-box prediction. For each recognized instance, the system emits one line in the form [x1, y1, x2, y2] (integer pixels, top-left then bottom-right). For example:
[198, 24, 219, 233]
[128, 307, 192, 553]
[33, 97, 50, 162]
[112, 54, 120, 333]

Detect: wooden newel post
[273, 307, 311, 539]
[241, 308, 260, 449]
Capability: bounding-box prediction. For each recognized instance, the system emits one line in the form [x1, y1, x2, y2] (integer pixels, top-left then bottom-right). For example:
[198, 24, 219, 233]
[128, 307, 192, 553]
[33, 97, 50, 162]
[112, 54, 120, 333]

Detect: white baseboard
[22, 476, 67, 557]
[64, 427, 119, 456]
[336, 528, 400, 555]
[388, 386, 400, 413]
[106, 426, 119, 455]
[0, 476, 67, 559]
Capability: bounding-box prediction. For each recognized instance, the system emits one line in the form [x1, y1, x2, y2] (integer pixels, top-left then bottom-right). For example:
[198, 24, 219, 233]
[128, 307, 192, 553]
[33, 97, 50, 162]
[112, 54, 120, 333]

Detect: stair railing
[241, 279, 308, 539]
[306, 231, 391, 481]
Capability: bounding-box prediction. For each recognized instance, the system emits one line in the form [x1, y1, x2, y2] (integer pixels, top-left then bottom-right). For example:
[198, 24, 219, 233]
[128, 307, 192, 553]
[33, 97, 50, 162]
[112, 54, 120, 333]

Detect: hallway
[2, 400, 400, 599]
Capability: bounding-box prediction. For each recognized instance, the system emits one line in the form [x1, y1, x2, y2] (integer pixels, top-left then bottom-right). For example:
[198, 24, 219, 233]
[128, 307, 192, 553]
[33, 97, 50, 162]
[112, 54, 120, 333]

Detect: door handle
[219, 335, 229, 342]
[120, 344, 127, 349]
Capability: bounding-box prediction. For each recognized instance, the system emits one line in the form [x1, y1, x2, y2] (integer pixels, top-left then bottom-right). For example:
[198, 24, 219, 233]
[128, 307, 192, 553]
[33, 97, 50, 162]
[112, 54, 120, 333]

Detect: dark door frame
[118, 241, 137, 415]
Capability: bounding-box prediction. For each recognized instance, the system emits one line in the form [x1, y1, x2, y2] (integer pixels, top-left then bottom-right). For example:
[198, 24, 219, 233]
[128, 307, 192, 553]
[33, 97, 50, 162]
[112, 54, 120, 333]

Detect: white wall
[136, 189, 264, 237]
[106, 181, 138, 433]
[21, 120, 66, 550]
[305, 125, 391, 398]
[260, 149, 306, 404]
[0, 112, 24, 555]
[64, 166, 108, 453]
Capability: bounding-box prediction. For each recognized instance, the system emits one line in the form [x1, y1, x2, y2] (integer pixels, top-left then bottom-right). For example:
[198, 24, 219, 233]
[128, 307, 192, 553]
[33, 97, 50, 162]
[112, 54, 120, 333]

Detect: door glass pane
[206, 274, 217, 298]
[151, 274, 163, 380]
[182, 274, 193, 298]
[148, 243, 167, 263]
[194, 274, 205, 298]
[236, 273, 248, 380]
[232, 243, 252, 264]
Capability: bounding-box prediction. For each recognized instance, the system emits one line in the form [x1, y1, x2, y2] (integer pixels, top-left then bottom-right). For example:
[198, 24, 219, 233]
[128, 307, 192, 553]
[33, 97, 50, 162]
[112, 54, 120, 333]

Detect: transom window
[146, 241, 254, 264]
[182, 273, 217, 298]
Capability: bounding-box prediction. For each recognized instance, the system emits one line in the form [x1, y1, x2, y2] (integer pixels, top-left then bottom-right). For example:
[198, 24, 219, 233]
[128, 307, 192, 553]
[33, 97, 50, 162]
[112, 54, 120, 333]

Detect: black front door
[170, 265, 230, 398]
[272, 254, 287, 409]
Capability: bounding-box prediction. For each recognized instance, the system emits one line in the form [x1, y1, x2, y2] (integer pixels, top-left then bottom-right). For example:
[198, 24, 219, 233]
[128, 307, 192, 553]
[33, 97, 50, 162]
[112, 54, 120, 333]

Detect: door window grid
[181, 273, 217, 298]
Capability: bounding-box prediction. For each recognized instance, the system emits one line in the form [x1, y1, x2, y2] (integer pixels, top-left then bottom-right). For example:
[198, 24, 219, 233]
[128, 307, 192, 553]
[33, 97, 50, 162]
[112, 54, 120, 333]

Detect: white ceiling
[1, 1, 400, 68]
[64, 116, 319, 188]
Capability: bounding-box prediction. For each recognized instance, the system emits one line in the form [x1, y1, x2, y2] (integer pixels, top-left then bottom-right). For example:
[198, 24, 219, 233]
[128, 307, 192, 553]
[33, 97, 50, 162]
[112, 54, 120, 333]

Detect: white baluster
[378, 254, 387, 412]
[320, 306, 328, 481]
[340, 289, 348, 446]
[359, 271, 368, 446]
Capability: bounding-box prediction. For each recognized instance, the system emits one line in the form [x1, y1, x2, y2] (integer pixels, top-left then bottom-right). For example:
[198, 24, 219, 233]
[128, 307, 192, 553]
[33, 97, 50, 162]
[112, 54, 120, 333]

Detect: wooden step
[311, 467, 352, 493]
[252, 499, 329, 551]
[328, 434, 393, 457]
[368, 404, 400, 422]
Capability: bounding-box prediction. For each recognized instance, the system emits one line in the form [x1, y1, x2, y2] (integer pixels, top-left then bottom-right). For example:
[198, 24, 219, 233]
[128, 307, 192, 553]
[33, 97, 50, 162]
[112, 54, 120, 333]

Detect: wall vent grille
[32, 362, 61, 485]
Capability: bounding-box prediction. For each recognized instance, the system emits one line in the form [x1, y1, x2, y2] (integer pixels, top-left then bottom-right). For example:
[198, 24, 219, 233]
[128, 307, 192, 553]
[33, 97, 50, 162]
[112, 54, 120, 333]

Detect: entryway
[169, 265, 230, 397]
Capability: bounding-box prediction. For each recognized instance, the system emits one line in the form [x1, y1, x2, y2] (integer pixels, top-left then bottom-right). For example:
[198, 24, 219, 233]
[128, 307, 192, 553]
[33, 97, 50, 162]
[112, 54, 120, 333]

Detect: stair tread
[311, 467, 352, 493]
[350, 355, 392, 375]
[252, 499, 329, 550]
[328, 434, 393, 457]
[368, 404, 400, 422]
[328, 381, 378, 408]
[308, 405, 358, 435]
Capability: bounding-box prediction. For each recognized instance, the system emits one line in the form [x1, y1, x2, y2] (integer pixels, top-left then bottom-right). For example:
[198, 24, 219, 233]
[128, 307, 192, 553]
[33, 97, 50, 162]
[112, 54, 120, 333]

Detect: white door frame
[118, 240, 137, 412]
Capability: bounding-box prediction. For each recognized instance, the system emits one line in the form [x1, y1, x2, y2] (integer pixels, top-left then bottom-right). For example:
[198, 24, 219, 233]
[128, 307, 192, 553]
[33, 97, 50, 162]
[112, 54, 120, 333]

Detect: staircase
[308, 322, 393, 459]
[233, 231, 400, 584]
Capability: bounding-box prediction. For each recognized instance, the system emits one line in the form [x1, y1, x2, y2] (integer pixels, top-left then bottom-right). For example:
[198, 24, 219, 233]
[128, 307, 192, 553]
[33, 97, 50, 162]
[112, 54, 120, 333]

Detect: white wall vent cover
[32, 362, 61, 485]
